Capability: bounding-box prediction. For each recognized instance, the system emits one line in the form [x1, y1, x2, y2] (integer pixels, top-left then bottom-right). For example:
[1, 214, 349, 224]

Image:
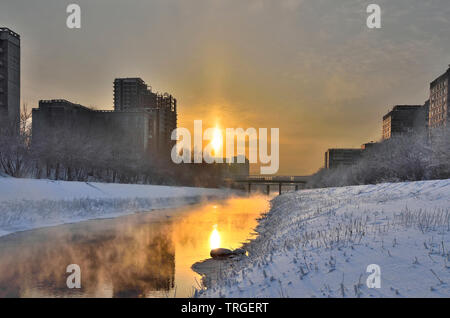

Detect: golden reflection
[0, 195, 270, 298]
[209, 225, 221, 250]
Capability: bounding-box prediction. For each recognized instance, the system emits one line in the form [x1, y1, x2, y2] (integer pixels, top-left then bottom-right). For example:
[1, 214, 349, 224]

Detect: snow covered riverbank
[199, 179, 450, 298]
[0, 177, 235, 237]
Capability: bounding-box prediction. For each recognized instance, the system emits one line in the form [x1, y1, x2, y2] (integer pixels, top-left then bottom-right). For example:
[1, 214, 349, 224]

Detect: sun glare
[211, 127, 222, 154]
[209, 224, 221, 250]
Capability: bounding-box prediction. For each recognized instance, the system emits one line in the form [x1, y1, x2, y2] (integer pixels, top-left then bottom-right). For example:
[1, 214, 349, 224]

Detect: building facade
[429, 66, 450, 130]
[113, 78, 157, 111]
[33, 77, 177, 162]
[324, 148, 362, 169]
[113, 78, 177, 154]
[0, 27, 20, 133]
[156, 93, 177, 154]
[32, 99, 159, 159]
[382, 105, 426, 140]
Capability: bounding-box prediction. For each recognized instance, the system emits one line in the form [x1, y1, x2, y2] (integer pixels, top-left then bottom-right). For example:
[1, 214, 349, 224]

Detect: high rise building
[113, 77, 177, 155]
[324, 148, 362, 169]
[429, 66, 450, 130]
[113, 78, 157, 111]
[0, 27, 20, 133]
[32, 99, 159, 158]
[156, 93, 177, 153]
[382, 105, 426, 140]
[33, 77, 177, 163]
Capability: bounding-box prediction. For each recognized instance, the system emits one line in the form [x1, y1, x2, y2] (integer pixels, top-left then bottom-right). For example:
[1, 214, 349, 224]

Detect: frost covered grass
[200, 179, 450, 298]
[0, 177, 235, 237]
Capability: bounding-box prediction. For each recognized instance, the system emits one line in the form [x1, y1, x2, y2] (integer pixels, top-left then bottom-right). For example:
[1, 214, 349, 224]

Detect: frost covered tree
[307, 127, 449, 189]
[0, 104, 32, 177]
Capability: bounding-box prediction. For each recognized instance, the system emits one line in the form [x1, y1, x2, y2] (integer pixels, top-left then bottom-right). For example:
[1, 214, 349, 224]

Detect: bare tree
[307, 128, 449, 189]
[0, 103, 33, 177]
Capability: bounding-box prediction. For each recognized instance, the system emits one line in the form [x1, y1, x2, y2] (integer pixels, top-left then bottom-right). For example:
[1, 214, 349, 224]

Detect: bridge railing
[229, 175, 310, 183]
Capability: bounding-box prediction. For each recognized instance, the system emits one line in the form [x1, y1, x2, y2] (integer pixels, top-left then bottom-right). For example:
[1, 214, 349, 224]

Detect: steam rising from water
[0, 195, 269, 297]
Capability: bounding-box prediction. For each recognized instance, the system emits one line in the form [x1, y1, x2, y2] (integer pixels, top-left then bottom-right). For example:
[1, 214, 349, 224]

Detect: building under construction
[32, 78, 178, 161]
[113, 78, 177, 153]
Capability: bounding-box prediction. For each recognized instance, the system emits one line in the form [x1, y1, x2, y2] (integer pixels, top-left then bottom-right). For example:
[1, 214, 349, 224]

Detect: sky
[1, 0, 449, 175]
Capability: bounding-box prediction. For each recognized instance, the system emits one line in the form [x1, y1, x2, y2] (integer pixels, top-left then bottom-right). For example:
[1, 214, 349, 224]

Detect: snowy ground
[0, 176, 234, 237]
[200, 179, 450, 298]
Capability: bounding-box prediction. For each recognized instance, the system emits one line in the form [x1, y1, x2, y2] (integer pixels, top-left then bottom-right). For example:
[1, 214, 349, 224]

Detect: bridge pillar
[266, 184, 270, 195]
[279, 183, 282, 195]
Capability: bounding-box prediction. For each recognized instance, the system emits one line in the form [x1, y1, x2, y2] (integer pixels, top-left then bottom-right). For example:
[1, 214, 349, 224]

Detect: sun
[211, 127, 222, 154]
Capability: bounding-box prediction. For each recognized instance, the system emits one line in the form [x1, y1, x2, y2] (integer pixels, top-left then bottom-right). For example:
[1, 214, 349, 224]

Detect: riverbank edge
[0, 176, 241, 238]
[0, 193, 239, 238]
[196, 179, 450, 298]
[193, 196, 274, 294]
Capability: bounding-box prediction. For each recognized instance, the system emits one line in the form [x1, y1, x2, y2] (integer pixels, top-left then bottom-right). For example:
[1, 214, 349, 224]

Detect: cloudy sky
[1, 0, 449, 174]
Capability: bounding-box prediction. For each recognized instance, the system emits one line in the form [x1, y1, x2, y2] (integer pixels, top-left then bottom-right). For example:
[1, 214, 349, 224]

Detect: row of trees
[0, 105, 229, 187]
[307, 127, 450, 188]
[0, 105, 181, 185]
[0, 104, 32, 178]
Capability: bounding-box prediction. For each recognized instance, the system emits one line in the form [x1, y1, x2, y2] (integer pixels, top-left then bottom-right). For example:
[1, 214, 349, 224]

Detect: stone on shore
[210, 248, 233, 259]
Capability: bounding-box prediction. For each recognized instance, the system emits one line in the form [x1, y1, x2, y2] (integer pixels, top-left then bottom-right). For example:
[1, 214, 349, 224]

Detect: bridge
[225, 175, 310, 195]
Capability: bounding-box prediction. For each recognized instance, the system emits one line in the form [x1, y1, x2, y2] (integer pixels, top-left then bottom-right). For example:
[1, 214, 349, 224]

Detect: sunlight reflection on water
[0, 194, 270, 298]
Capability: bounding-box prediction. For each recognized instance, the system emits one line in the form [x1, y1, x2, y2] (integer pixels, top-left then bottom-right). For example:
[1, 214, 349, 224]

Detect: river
[0, 194, 270, 297]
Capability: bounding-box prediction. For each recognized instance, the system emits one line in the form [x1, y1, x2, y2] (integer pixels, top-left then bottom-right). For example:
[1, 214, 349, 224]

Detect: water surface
[0, 194, 270, 297]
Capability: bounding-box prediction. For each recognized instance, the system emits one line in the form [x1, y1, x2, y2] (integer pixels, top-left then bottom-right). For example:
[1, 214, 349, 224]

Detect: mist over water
[0, 195, 270, 298]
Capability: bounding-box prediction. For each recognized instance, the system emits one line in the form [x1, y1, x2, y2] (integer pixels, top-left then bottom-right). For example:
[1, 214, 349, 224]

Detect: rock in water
[210, 248, 233, 259]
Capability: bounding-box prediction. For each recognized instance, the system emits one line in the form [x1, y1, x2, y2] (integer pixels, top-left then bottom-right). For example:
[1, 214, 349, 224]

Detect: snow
[200, 179, 450, 298]
[0, 177, 235, 237]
